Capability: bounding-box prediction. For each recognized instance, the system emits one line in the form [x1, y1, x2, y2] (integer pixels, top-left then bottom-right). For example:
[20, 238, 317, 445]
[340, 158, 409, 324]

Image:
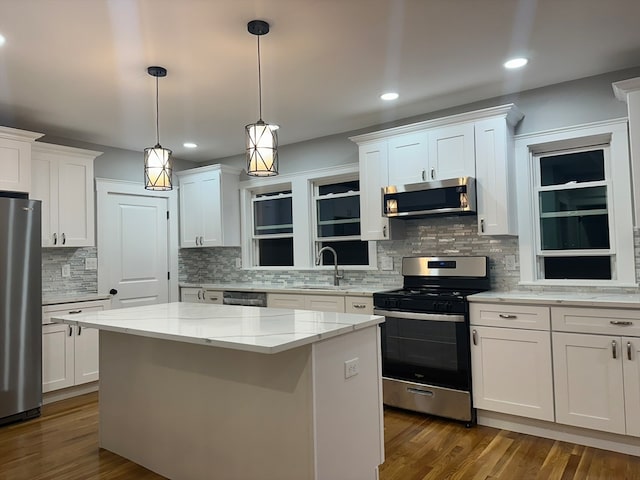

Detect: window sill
[518, 280, 639, 289]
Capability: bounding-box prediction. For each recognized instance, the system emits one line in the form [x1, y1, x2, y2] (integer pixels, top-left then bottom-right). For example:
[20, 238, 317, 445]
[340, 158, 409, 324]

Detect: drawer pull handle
[610, 320, 633, 326]
[68, 325, 73, 337]
[628, 342, 633, 361]
[407, 387, 434, 397]
[499, 314, 517, 319]
[612, 340, 618, 359]
[68, 310, 82, 314]
[353, 304, 367, 309]
[77, 326, 82, 336]
[472, 329, 478, 346]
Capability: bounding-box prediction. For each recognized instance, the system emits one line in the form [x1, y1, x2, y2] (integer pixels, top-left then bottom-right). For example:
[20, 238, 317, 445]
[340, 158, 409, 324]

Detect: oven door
[374, 309, 471, 391]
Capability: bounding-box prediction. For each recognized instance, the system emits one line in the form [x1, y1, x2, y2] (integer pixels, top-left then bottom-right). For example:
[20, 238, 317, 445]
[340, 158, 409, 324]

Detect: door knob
[109, 288, 118, 295]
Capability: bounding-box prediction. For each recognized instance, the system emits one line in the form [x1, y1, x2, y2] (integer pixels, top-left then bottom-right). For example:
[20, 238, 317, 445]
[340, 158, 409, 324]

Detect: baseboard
[477, 410, 640, 457]
[43, 382, 99, 405]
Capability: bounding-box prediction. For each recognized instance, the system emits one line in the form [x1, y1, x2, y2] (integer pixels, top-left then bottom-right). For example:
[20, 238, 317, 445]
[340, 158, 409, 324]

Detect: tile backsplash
[42, 247, 98, 297]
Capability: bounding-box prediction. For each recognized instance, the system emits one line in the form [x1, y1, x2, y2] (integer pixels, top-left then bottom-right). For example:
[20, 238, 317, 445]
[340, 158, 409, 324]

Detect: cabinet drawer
[267, 293, 306, 309]
[42, 299, 110, 325]
[552, 307, 640, 336]
[470, 302, 550, 330]
[345, 296, 373, 314]
[203, 289, 223, 304]
[305, 295, 345, 313]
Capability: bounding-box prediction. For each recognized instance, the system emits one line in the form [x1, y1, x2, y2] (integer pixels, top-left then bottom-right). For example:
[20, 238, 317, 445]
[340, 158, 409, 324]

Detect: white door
[102, 192, 170, 309]
[552, 332, 626, 434]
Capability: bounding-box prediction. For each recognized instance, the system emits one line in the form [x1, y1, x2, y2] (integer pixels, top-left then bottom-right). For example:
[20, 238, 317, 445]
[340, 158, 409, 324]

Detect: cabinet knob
[62, 233, 66, 245]
[628, 341, 633, 361]
[421, 169, 426, 181]
[472, 329, 478, 346]
[53, 233, 57, 245]
[480, 218, 485, 233]
[68, 325, 73, 337]
[612, 340, 618, 359]
[109, 288, 118, 295]
[430, 168, 435, 180]
[199, 236, 204, 245]
[383, 225, 387, 238]
[77, 325, 82, 336]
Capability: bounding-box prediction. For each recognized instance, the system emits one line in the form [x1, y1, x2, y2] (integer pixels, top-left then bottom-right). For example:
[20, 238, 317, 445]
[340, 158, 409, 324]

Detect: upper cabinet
[177, 164, 241, 248]
[31, 143, 102, 247]
[351, 104, 523, 239]
[0, 126, 44, 193]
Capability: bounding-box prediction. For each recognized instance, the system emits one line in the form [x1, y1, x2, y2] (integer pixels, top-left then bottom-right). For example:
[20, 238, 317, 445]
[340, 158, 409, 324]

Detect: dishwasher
[222, 291, 268, 307]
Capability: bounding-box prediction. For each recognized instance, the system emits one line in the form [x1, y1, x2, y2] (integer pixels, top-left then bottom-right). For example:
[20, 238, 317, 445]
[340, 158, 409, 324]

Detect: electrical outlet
[344, 357, 359, 379]
[505, 255, 516, 271]
[379, 256, 393, 271]
[85, 257, 98, 270]
[235, 258, 242, 269]
[62, 264, 71, 278]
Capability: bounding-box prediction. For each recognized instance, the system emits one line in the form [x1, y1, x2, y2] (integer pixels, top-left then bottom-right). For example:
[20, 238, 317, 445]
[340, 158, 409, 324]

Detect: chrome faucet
[315, 246, 344, 286]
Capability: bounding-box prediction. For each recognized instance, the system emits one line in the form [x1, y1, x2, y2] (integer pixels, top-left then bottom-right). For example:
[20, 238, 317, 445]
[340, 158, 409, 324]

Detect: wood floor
[1, 393, 640, 479]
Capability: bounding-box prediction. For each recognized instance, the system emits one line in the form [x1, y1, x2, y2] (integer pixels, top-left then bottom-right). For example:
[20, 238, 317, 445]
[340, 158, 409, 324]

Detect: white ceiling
[0, 0, 639, 162]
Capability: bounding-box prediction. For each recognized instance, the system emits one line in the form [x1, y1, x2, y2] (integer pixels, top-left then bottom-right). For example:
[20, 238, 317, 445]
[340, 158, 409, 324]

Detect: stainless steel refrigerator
[0, 194, 42, 425]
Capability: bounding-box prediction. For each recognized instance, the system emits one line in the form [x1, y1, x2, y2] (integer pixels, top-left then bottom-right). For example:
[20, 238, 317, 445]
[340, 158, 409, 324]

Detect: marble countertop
[52, 302, 385, 354]
[468, 291, 640, 309]
[43, 293, 111, 306]
[179, 282, 392, 296]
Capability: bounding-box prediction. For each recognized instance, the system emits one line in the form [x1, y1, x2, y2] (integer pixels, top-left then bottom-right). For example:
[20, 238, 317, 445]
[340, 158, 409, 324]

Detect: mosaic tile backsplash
[42, 247, 98, 296]
[178, 216, 539, 292]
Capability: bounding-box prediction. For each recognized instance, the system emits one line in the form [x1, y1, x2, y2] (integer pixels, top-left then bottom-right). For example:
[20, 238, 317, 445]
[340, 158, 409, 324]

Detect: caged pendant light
[144, 66, 173, 190]
[245, 20, 279, 177]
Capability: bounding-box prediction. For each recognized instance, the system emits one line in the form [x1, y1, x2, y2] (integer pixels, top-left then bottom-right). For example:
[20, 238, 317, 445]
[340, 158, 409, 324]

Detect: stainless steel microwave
[382, 177, 476, 218]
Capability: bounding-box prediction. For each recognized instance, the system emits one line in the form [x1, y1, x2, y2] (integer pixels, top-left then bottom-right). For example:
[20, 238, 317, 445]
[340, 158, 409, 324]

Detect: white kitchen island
[52, 302, 385, 480]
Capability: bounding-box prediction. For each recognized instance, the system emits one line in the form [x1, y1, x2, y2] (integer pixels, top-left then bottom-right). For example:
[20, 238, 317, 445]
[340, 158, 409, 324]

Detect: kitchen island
[52, 302, 385, 480]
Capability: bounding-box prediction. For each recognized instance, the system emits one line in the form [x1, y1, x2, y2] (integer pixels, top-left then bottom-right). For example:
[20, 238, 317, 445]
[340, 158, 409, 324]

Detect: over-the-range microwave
[382, 177, 476, 218]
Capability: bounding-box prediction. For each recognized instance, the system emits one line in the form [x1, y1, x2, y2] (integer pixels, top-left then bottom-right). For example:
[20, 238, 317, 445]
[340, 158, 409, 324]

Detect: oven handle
[373, 309, 465, 323]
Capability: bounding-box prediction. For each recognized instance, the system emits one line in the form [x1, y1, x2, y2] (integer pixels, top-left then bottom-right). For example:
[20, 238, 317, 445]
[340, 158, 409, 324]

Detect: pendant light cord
[257, 34, 263, 122]
[155, 75, 160, 146]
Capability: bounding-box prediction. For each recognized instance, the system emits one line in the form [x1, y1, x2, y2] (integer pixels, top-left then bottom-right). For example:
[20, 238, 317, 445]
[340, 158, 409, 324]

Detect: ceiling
[0, 0, 639, 162]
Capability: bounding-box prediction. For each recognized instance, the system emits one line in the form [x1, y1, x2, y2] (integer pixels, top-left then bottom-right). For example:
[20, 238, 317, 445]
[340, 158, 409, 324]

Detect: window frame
[514, 119, 636, 287]
[251, 189, 294, 267]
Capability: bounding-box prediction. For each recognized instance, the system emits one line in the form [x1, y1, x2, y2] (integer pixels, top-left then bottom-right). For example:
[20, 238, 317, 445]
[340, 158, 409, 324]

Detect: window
[515, 120, 635, 286]
[313, 179, 371, 266]
[534, 147, 612, 279]
[252, 190, 293, 266]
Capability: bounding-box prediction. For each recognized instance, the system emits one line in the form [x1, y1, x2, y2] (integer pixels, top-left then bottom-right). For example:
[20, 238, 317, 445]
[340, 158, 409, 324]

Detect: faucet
[315, 246, 344, 286]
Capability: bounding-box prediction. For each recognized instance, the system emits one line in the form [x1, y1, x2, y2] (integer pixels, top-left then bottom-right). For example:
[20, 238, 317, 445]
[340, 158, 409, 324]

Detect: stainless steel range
[373, 256, 489, 425]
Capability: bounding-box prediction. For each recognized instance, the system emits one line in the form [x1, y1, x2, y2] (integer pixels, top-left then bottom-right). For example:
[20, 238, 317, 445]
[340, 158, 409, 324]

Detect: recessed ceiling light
[380, 92, 399, 101]
[0, 34, 6, 46]
[504, 58, 528, 69]
[183, 142, 198, 148]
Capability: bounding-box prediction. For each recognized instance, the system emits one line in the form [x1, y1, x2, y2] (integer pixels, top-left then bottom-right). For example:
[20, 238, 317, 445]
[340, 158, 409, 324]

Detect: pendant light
[246, 20, 279, 177]
[144, 66, 173, 190]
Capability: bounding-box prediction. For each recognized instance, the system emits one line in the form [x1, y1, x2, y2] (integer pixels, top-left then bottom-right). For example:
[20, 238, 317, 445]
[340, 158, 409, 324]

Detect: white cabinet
[180, 287, 223, 304]
[551, 306, 640, 437]
[387, 132, 429, 186]
[427, 122, 476, 180]
[177, 164, 241, 248]
[474, 108, 523, 236]
[0, 126, 43, 192]
[469, 302, 554, 421]
[42, 299, 111, 393]
[357, 140, 391, 241]
[267, 293, 346, 312]
[345, 296, 374, 314]
[31, 143, 101, 247]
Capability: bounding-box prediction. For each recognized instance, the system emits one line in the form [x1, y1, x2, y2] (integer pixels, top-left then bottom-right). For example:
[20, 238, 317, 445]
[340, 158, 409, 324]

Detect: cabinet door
[475, 117, 516, 235]
[74, 325, 99, 384]
[31, 153, 58, 246]
[0, 137, 31, 192]
[623, 337, 640, 437]
[200, 170, 222, 247]
[470, 326, 554, 421]
[345, 296, 373, 314]
[267, 293, 306, 309]
[552, 332, 625, 434]
[181, 287, 202, 302]
[179, 175, 203, 248]
[387, 132, 428, 186]
[427, 123, 475, 180]
[57, 157, 94, 246]
[305, 295, 345, 313]
[202, 289, 223, 304]
[359, 141, 390, 241]
[42, 323, 74, 393]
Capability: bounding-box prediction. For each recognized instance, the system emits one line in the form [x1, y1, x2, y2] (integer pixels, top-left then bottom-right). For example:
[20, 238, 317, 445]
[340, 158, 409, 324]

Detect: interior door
[101, 192, 169, 309]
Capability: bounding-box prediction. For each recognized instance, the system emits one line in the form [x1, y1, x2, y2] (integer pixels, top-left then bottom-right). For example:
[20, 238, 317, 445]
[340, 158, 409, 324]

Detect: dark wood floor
[1, 393, 640, 479]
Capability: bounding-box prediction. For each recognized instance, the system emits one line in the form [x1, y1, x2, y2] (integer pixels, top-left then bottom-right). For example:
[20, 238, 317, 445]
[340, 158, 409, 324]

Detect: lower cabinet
[469, 302, 554, 421]
[42, 299, 110, 393]
[345, 296, 374, 314]
[180, 287, 223, 304]
[267, 293, 346, 312]
[552, 332, 640, 436]
[470, 325, 554, 421]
